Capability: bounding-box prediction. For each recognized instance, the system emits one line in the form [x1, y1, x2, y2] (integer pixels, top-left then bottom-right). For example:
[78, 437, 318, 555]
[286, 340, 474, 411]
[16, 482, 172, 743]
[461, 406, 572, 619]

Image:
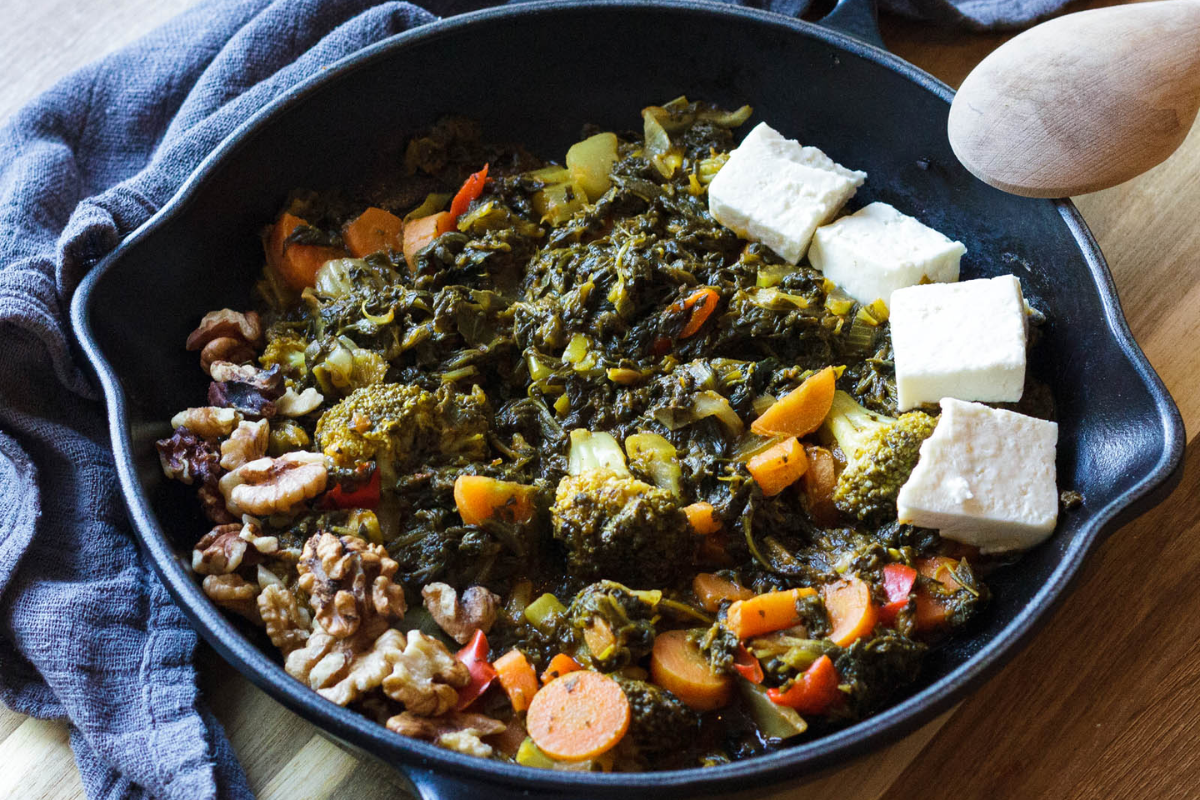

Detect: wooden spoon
[947, 0, 1200, 198]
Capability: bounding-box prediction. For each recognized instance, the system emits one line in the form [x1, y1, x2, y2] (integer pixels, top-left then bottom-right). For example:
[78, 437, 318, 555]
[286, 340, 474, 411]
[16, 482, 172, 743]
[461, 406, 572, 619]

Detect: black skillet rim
[69, 0, 1186, 795]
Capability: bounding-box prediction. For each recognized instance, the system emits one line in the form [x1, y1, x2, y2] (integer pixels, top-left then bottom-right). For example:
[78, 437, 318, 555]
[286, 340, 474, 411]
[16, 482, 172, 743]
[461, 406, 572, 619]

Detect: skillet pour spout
[69, 1, 1185, 797]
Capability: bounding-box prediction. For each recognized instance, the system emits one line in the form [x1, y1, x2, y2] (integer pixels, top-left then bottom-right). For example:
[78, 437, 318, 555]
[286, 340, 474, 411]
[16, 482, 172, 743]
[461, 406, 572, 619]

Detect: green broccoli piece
[315, 383, 438, 471]
[568, 580, 659, 670]
[551, 429, 691, 586]
[834, 628, 927, 718]
[552, 469, 689, 586]
[260, 332, 308, 381]
[615, 677, 699, 759]
[825, 390, 936, 523]
[315, 383, 490, 478]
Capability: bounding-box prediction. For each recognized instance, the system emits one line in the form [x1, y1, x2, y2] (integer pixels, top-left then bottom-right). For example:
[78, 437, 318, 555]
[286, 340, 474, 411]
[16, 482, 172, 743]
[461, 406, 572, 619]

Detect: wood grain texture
[1, 1, 1198, 798]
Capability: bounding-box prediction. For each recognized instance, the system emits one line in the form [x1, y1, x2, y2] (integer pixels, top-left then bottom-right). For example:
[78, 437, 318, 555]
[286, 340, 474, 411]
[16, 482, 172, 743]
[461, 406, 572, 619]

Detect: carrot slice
[751, 366, 837, 437]
[526, 671, 630, 762]
[649, 629, 733, 712]
[449, 164, 489, 221]
[746, 437, 808, 497]
[823, 576, 879, 647]
[693, 573, 755, 613]
[801, 445, 840, 525]
[678, 287, 720, 338]
[914, 557, 962, 631]
[494, 649, 540, 713]
[766, 654, 842, 715]
[265, 212, 344, 290]
[403, 211, 453, 271]
[541, 653, 583, 684]
[724, 587, 818, 640]
[583, 617, 617, 662]
[343, 207, 404, 258]
[683, 501, 722, 535]
[453, 475, 535, 526]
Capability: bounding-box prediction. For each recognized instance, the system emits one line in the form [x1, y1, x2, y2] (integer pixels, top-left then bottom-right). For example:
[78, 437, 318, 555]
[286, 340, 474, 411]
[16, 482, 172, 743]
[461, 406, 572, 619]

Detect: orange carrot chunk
[541, 653, 583, 685]
[679, 287, 720, 338]
[343, 206, 404, 258]
[746, 437, 808, 497]
[801, 445, 840, 525]
[766, 654, 842, 715]
[526, 671, 630, 762]
[683, 501, 722, 535]
[494, 649, 540, 713]
[751, 366, 837, 437]
[403, 211, 453, 271]
[724, 587, 818, 640]
[265, 212, 344, 290]
[453, 475, 535, 526]
[650, 629, 733, 712]
[823, 576, 879, 647]
[692, 572, 755, 613]
[914, 557, 963, 631]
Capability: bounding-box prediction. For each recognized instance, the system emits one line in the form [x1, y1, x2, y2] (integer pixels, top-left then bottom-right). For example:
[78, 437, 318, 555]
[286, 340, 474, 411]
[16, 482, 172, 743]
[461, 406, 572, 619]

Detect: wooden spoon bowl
[948, 0, 1200, 197]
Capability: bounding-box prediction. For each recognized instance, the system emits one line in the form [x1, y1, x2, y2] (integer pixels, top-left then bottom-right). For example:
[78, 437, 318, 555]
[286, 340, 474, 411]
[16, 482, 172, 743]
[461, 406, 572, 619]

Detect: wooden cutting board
[2, 1, 1197, 797]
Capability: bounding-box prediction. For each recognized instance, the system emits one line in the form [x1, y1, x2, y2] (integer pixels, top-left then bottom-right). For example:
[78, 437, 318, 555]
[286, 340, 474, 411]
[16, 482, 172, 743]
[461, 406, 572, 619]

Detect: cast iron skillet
[70, 1, 1184, 797]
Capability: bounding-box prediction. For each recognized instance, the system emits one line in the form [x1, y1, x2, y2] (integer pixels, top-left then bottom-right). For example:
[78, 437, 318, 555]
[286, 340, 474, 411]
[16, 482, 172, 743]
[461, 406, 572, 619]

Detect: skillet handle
[402, 766, 574, 800]
[816, 0, 885, 49]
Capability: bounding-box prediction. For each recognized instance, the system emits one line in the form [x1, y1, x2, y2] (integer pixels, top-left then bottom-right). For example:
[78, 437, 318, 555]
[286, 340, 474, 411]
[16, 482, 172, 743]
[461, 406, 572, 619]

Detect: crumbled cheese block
[897, 398, 1058, 553]
[708, 122, 866, 264]
[890, 275, 1027, 410]
[808, 202, 966, 305]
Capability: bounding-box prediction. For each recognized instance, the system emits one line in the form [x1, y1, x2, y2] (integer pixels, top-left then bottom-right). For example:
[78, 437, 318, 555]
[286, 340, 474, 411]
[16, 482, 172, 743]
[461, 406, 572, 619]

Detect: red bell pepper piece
[766, 654, 842, 715]
[454, 629, 497, 711]
[320, 468, 381, 510]
[732, 644, 764, 684]
[882, 563, 917, 603]
[449, 164, 489, 221]
[879, 563, 917, 625]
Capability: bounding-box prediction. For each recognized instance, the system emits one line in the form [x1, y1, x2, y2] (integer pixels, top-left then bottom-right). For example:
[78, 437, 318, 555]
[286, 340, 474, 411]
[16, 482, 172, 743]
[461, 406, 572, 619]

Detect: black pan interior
[77, 2, 1180, 796]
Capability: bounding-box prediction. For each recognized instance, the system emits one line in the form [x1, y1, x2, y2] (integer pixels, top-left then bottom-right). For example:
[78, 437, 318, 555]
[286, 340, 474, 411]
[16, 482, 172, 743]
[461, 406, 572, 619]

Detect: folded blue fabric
[0, 1, 1071, 798]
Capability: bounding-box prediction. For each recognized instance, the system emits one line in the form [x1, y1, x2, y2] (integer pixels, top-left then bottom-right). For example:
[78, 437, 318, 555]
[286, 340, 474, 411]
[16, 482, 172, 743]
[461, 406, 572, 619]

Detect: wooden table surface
[2, 1, 1197, 797]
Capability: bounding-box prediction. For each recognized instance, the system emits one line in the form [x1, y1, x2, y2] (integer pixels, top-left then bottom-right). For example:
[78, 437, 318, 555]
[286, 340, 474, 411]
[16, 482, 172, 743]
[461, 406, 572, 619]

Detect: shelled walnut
[296, 533, 405, 640]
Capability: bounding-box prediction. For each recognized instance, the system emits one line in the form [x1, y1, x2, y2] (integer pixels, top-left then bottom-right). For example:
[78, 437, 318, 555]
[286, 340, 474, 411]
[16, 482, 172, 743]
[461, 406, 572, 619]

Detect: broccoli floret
[315, 383, 439, 472]
[615, 678, 699, 758]
[825, 390, 937, 523]
[260, 332, 308, 381]
[834, 628, 927, 717]
[315, 383, 490, 478]
[552, 429, 691, 586]
[552, 469, 689, 586]
[568, 580, 659, 670]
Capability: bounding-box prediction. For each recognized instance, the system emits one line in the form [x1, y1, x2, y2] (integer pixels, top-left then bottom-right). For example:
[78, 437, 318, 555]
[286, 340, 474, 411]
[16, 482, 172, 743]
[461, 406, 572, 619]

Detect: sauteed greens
[159, 99, 1021, 771]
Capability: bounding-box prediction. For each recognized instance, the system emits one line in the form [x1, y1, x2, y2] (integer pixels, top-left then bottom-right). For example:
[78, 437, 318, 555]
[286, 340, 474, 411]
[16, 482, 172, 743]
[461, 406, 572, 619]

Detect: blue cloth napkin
[0, 0, 1072, 798]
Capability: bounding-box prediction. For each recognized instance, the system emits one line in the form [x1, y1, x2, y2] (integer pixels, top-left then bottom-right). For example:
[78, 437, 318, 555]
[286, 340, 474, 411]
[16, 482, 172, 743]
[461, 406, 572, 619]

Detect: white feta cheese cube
[890, 275, 1027, 410]
[708, 123, 866, 264]
[897, 398, 1058, 553]
[808, 202, 966, 304]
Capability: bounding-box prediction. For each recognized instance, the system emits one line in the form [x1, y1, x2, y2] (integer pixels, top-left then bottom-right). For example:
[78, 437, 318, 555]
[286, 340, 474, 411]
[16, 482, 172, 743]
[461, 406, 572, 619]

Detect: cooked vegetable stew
[159, 99, 1060, 770]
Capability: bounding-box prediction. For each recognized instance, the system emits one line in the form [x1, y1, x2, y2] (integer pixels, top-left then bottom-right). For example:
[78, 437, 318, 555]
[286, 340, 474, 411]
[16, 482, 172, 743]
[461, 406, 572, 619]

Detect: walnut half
[286, 627, 468, 717]
[219, 451, 327, 516]
[387, 711, 505, 758]
[258, 584, 311, 655]
[421, 583, 501, 645]
[296, 533, 406, 640]
[219, 419, 270, 471]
